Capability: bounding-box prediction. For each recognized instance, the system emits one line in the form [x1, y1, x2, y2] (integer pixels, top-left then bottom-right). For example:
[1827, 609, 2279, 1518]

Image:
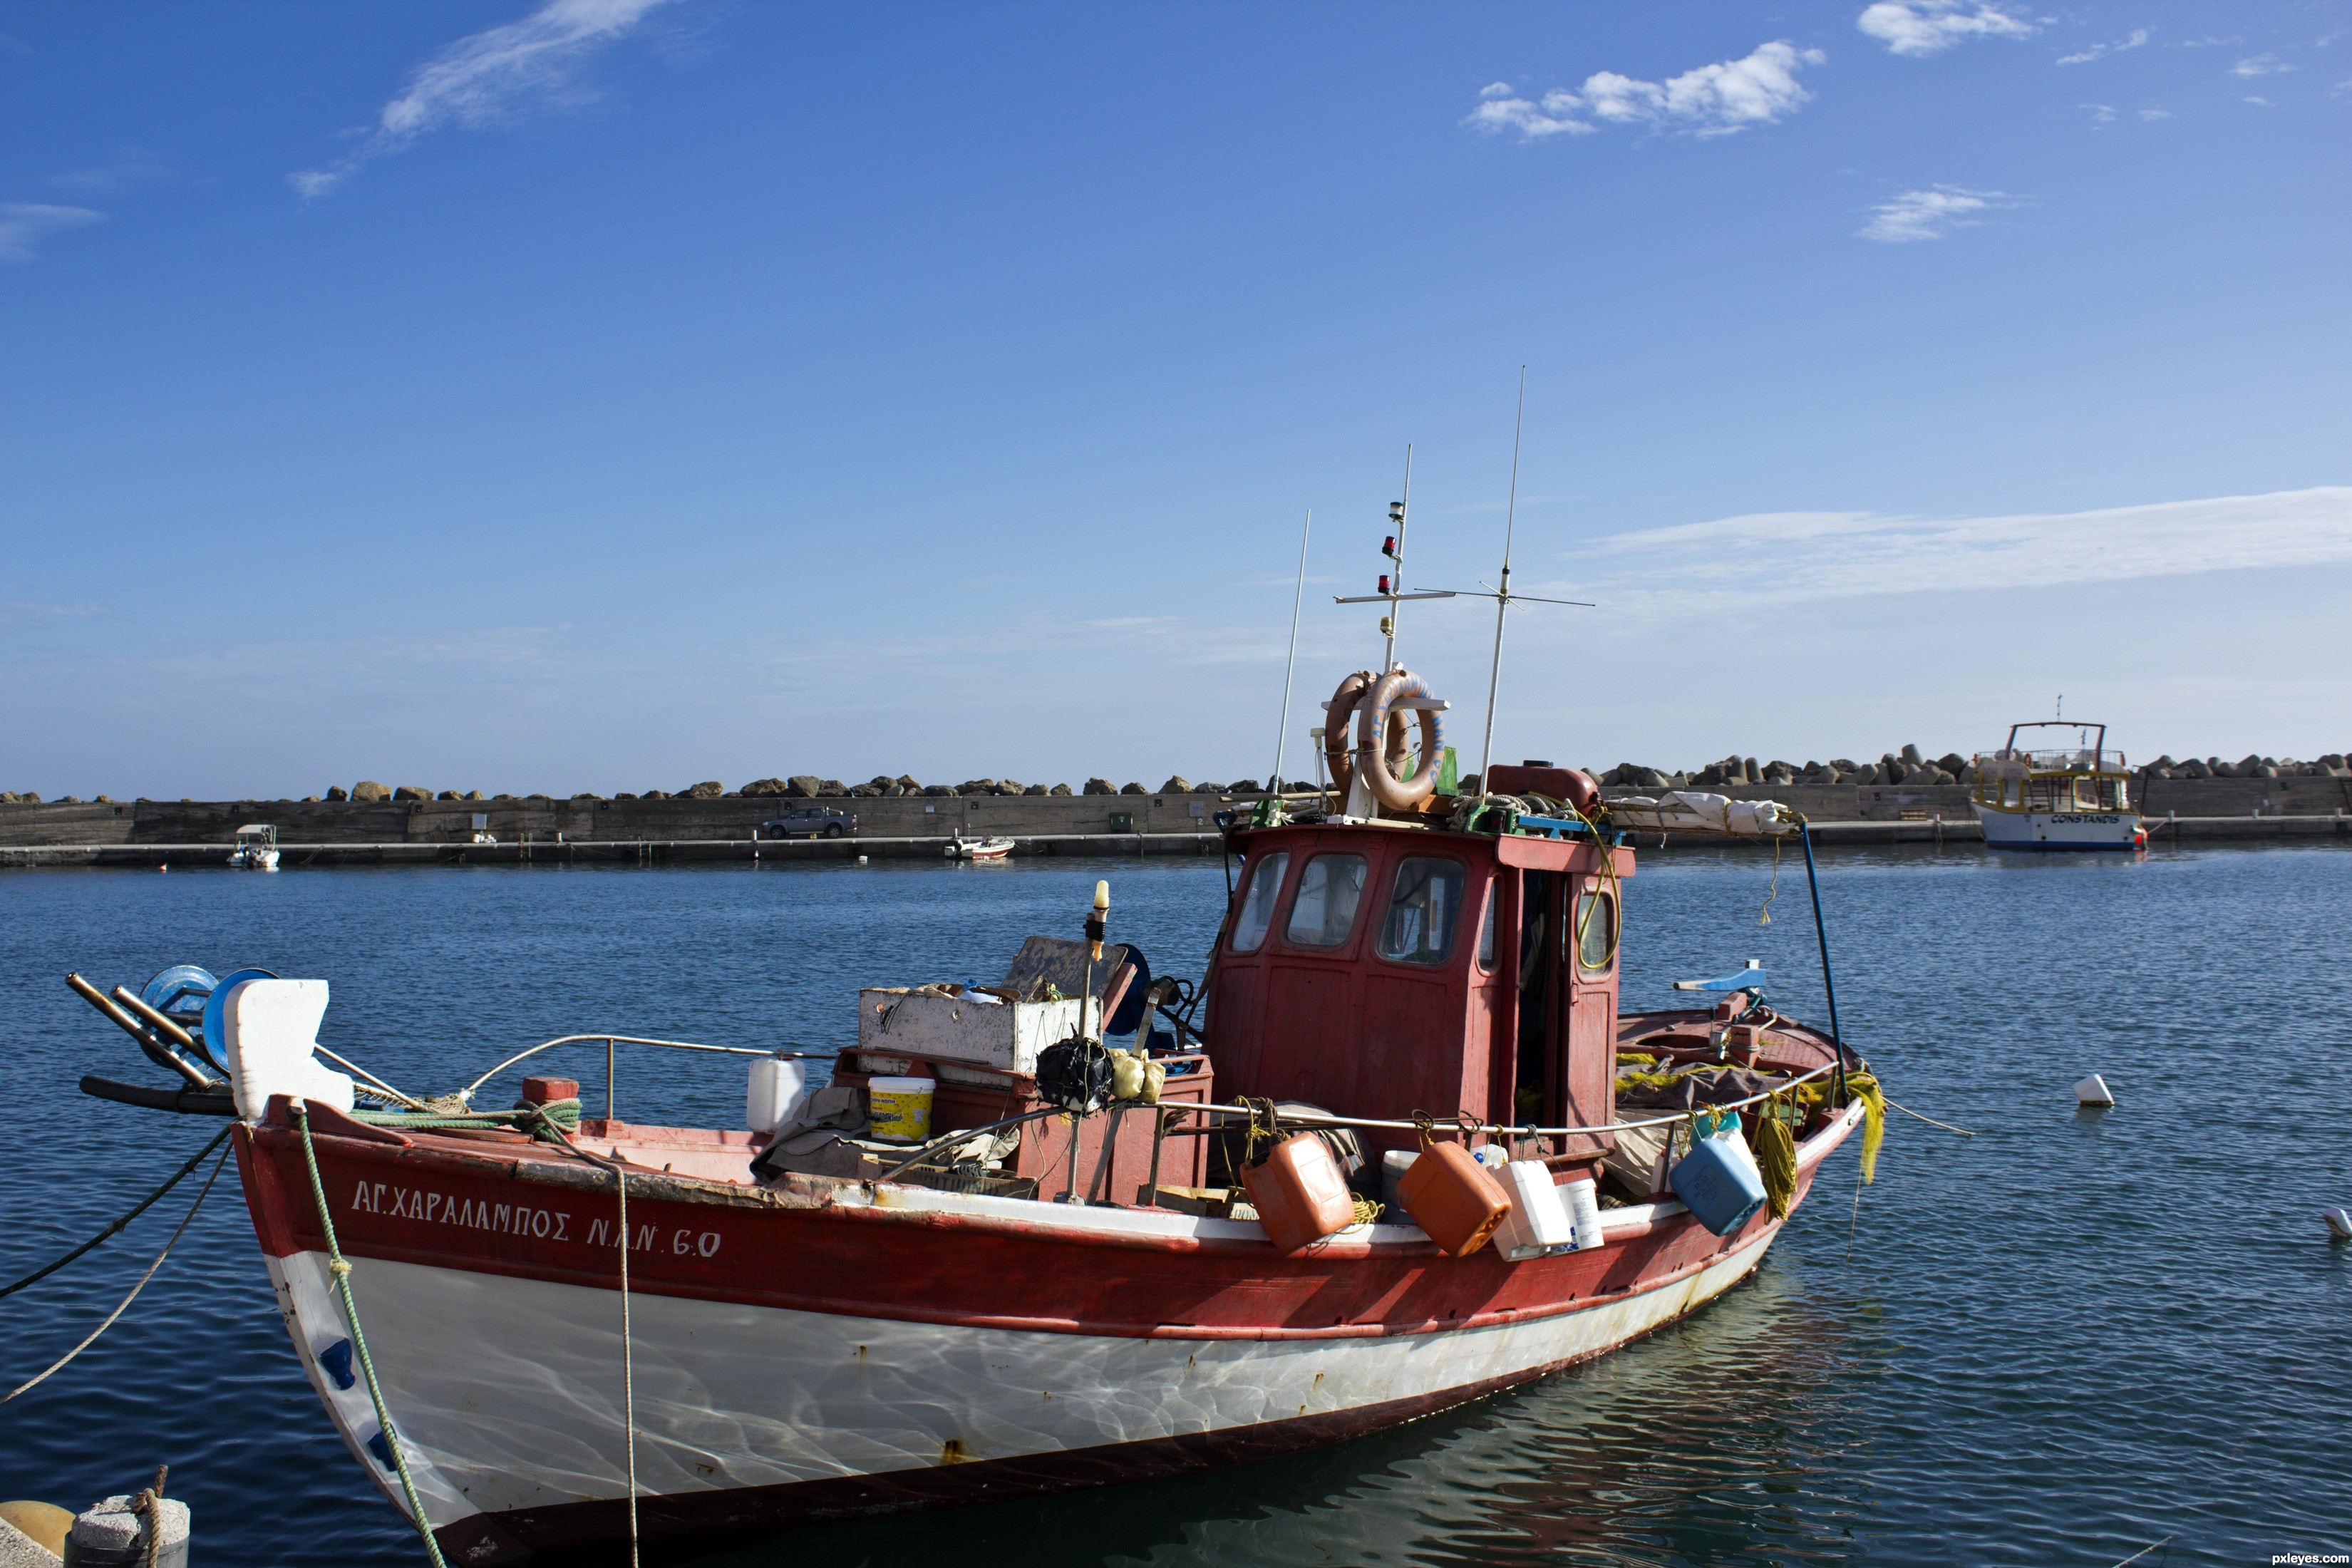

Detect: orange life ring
[1355, 668, 1445, 810]
[1322, 671, 1380, 795]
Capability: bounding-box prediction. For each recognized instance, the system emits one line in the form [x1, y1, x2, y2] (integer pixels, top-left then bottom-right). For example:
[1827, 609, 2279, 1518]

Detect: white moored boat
[226, 823, 282, 871]
[1969, 723, 2146, 851]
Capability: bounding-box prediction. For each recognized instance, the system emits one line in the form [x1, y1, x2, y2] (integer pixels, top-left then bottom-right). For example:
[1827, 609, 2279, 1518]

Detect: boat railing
[876, 1060, 1845, 1186]
[450, 1034, 1845, 1179]
[1183, 1058, 1837, 1140]
[458, 1033, 815, 1122]
[1980, 747, 2125, 773]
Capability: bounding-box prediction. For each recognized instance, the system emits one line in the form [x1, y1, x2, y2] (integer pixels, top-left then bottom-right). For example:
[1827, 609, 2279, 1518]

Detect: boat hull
[234, 1103, 1862, 1563]
[1971, 803, 2145, 850]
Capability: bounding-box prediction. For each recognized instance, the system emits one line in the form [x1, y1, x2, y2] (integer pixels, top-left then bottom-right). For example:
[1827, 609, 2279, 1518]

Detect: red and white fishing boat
[73, 653, 1882, 1560]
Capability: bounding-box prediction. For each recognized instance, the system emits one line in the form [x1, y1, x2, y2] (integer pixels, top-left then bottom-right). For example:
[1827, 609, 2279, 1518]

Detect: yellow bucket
[868, 1076, 935, 1143]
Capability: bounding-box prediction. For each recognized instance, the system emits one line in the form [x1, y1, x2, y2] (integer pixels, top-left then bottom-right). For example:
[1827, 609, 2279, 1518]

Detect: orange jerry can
[1242, 1132, 1358, 1256]
[1398, 1140, 1512, 1257]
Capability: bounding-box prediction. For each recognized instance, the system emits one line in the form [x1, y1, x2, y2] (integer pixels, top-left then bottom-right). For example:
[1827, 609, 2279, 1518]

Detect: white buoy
[857, 855, 869, 865]
[2325, 1207, 2352, 1242]
[2073, 1074, 2115, 1107]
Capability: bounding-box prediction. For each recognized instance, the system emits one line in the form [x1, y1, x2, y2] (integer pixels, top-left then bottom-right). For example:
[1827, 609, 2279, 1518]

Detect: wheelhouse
[1205, 817, 1631, 1165]
[1972, 721, 2132, 815]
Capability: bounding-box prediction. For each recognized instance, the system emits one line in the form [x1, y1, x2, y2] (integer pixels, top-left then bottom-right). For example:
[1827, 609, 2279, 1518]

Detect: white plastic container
[223, 978, 355, 1121]
[1472, 1145, 1509, 1171]
[1380, 1149, 1419, 1214]
[1494, 1160, 1576, 1260]
[1563, 1175, 1605, 1250]
[746, 1053, 811, 1135]
[868, 1076, 936, 1143]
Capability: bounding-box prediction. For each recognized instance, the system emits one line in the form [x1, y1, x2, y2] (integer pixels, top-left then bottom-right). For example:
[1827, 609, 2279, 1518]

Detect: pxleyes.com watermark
[2270, 1555, 2349, 1566]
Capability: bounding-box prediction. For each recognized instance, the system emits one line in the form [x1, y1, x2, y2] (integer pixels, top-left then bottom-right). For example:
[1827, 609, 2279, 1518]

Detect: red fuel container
[1397, 1140, 1512, 1257]
[1242, 1133, 1358, 1256]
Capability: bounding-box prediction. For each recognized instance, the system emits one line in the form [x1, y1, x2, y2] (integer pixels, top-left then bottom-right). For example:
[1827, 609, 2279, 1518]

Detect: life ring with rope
[1354, 668, 1446, 810]
[1321, 670, 1381, 797]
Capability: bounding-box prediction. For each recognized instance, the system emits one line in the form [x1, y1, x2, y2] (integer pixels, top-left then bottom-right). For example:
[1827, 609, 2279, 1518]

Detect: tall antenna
[1478, 368, 1528, 780]
[1269, 509, 1311, 794]
[1435, 370, 1595, 787]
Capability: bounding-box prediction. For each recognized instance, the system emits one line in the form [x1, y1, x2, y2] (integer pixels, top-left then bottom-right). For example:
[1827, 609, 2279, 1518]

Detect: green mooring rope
[353, 1098, 582, 1140]
[293, 1100, 451, 1568]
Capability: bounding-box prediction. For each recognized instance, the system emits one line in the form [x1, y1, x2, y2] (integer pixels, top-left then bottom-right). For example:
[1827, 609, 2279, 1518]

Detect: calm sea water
[3, 846, 2347, 1567]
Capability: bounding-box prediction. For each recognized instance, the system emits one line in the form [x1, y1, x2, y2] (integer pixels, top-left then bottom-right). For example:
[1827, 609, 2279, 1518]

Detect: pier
[3, 773, 2348, 867]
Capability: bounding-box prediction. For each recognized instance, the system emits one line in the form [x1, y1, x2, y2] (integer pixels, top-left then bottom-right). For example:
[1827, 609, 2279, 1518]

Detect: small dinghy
[66, 664, 1886, 1566]
[945, 834, 1014, 860]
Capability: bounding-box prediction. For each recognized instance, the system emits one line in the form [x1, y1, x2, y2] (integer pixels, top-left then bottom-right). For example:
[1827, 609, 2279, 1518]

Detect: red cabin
[1205, 816, 1634, 1166]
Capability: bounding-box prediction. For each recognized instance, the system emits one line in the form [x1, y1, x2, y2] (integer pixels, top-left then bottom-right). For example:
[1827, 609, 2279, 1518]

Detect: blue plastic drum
[202, 967, 279, 1066]
[140, 964, 219, 1023]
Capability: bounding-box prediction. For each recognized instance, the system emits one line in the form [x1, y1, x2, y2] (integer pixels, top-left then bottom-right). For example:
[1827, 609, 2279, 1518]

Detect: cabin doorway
[1514, 871, 1554, 1130]
[1507, 867, 1617, 1160]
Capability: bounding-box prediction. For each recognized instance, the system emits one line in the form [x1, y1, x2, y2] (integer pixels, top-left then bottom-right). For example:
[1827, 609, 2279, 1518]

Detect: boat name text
[347, 1182, 721, 1256]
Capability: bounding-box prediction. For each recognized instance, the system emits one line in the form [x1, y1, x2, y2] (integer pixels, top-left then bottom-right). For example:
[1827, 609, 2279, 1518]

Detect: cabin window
[1378, 857, 1465, 966]
[1229, 851, 1289, 953]
[1476, 881, 1496, 970]
[1285, 854, 1368, 948]
[1574, 889, 1616, 973]
[2002, 778, 2021, 808]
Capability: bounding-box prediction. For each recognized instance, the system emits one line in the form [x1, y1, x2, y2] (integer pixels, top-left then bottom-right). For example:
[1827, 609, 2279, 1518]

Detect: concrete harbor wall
[1, 775, 2348, 867]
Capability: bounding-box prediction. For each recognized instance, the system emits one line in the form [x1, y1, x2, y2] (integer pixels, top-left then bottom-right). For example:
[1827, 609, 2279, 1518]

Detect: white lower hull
[1972, 803, 2142, 850]
[267, 1225, 1776, 1534]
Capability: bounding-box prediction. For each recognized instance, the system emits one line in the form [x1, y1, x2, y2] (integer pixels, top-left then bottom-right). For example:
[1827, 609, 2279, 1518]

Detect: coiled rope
[1, 1140, 230, 1408]
[292, 1100, 450, 1568]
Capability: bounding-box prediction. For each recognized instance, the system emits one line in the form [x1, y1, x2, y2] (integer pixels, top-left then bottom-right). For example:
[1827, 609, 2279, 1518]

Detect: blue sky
[3, 0, 2347, 799]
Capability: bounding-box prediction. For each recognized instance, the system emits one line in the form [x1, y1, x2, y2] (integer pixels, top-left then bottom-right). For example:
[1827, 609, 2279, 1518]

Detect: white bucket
[868, 1076, 936, 1143]
[1495, 1160, 1577, 1259]
[746, 1053, 810, 1135]
[1563, 1176, 1604, 1251]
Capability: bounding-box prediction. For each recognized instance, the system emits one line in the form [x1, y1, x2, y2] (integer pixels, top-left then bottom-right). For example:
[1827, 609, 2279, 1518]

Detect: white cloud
[2242, 95, 2275, 107]
[2058, 29, 2150, 66]
[2081, 103, 2117, 123]
[1567, 488, 2352, 618]
[1857, 185, 2010, 242]
[0, 202, 100, 262]
[2230, 53, 2290, 77]
[290, 0, 674, 200]
[2139, 107, 2172, 119]
[1465, 41, 1824, 141]
[1857, 1, 2037, 58]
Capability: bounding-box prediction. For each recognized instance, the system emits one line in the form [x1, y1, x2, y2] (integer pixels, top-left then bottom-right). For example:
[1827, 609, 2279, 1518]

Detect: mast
[1381, 445, 1413, 674]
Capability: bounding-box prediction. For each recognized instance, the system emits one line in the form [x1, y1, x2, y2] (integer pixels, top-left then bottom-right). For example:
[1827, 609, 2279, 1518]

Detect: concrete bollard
[61, 1495, 187, 1568]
